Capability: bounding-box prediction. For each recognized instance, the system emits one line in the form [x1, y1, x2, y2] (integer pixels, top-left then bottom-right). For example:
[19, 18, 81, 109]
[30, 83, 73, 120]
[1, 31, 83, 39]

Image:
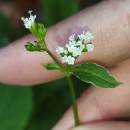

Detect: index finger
[0, 0, 130, 85]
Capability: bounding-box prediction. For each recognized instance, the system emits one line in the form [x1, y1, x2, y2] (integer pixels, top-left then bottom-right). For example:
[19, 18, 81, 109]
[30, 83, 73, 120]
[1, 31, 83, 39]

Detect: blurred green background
[0, 0, 100, 130]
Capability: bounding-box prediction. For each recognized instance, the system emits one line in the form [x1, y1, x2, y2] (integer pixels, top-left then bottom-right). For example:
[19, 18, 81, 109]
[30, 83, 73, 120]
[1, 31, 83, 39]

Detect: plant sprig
[21, 11, 122, 127]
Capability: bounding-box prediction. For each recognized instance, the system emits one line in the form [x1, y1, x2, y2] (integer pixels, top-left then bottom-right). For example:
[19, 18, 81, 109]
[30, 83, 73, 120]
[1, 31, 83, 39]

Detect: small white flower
[79, 44, 85, 51]
[86, 44, 94, 52]
[69, 40, 76, 46]
[21, 10, 36, 29]
[63, 50, 68, 54]
[69, 34, 75, 41]
[62, 55, 68, 63]
[76, 41, 82, 46]
[67, 45, 76, 53]
[56, 47, 64, 54]
[78, 31, 94, 44]
[72, 47, 82, 57]
[28, 10, 33, 14]
[62, 55, 75, 65]
[65, 44, 69, 48]
[85, 32, 94, 40]
[78, 33, 86, 41]
[67, 56, 75, 65]
[56, 31, 94, 65]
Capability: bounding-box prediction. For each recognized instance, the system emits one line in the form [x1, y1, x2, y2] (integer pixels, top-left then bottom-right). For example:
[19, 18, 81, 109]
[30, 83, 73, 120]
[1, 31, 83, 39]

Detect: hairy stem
[66, 76, 79, 126]
[46, 48, 79, 126]
[45, 49, 63, 69]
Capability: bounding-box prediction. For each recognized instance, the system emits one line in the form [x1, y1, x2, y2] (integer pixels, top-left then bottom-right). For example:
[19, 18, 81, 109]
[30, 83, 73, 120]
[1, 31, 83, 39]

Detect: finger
[0, 34, 64, 86]
[71, 121, 130, 130]
[53, 59, 130, 130]
[1, 0, 130, 85]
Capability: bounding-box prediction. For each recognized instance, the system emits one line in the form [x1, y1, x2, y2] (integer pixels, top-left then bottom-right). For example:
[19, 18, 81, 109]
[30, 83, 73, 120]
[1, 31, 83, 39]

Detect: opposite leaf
[30, 23, 46, 41]
[0, 84, 32, 130]
[42, 63, 61, 70]
[25, 42, 45, 52]
[72, 63, 122, 88]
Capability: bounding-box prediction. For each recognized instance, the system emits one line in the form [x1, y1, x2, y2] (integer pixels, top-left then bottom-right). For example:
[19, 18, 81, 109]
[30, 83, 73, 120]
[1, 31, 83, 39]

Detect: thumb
[53, 59, 130, 130]
[0, 0, 130, 85]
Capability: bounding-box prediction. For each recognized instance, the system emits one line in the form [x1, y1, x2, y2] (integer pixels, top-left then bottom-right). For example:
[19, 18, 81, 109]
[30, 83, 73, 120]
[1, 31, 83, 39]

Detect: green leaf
[30, 23, 47, 41]
[42, 63, 61, 70]
[0, 36, 10, 47]
[26, 79, 69, 130]
[0, 12, 11, 47]
[72, 63, 122, 88]
[42, 0, 79, 26]
[0, 12, 11, 35]
[25, 42, 45, 52]
[0, 84, 33, 130]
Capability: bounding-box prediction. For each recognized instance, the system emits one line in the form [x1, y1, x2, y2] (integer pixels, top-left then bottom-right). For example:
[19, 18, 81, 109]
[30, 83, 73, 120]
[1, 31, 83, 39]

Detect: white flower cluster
[21, 10, 36, 29]
[56, 31, 94, 65]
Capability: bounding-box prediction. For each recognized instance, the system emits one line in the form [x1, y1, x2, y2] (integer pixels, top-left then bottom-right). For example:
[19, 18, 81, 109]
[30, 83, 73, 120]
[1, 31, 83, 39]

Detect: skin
[53, 59, 130, 130]
[0, 0, 130, 129]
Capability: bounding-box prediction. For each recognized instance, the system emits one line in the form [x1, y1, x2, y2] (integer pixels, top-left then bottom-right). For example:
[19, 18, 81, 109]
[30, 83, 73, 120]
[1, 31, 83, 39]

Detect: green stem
[45, 48, 79, 126]
[45, 49, 63, 70]
[66, 76, 79, 126]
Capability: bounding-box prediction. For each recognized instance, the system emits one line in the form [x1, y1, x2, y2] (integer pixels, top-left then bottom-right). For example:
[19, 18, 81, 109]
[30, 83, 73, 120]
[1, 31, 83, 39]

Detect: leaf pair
[43, 63, 122, 88]
[30, 23, 47, 41]
[25, 42, 45, 52]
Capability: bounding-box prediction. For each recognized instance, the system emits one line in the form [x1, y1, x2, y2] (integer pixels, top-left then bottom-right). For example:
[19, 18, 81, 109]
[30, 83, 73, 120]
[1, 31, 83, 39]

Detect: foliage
[0, 0, 80, 130]
[0, 12, 11, 47]
[25, 42, 45, 52]
[0, 85, 32, 130]
[72, 63, 122, 88]
[42, 62, 62, 70]
[0, 12, 27, 48]
[0, 0, 122, 129]
[42, 0, 79, 26]
[30, 23, 46, 41]
[26, 79, 87, 130]
[23, 0, 122, 126]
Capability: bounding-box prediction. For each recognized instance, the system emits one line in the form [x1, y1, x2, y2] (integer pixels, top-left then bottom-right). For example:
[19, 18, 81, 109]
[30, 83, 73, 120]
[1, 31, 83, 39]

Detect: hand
[0, 0, 130, 85]
[53, 59, 130, 130]
[70, 121, 130, 130]
[0, 0, 130, 129]
[71, 121, 130, 130]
